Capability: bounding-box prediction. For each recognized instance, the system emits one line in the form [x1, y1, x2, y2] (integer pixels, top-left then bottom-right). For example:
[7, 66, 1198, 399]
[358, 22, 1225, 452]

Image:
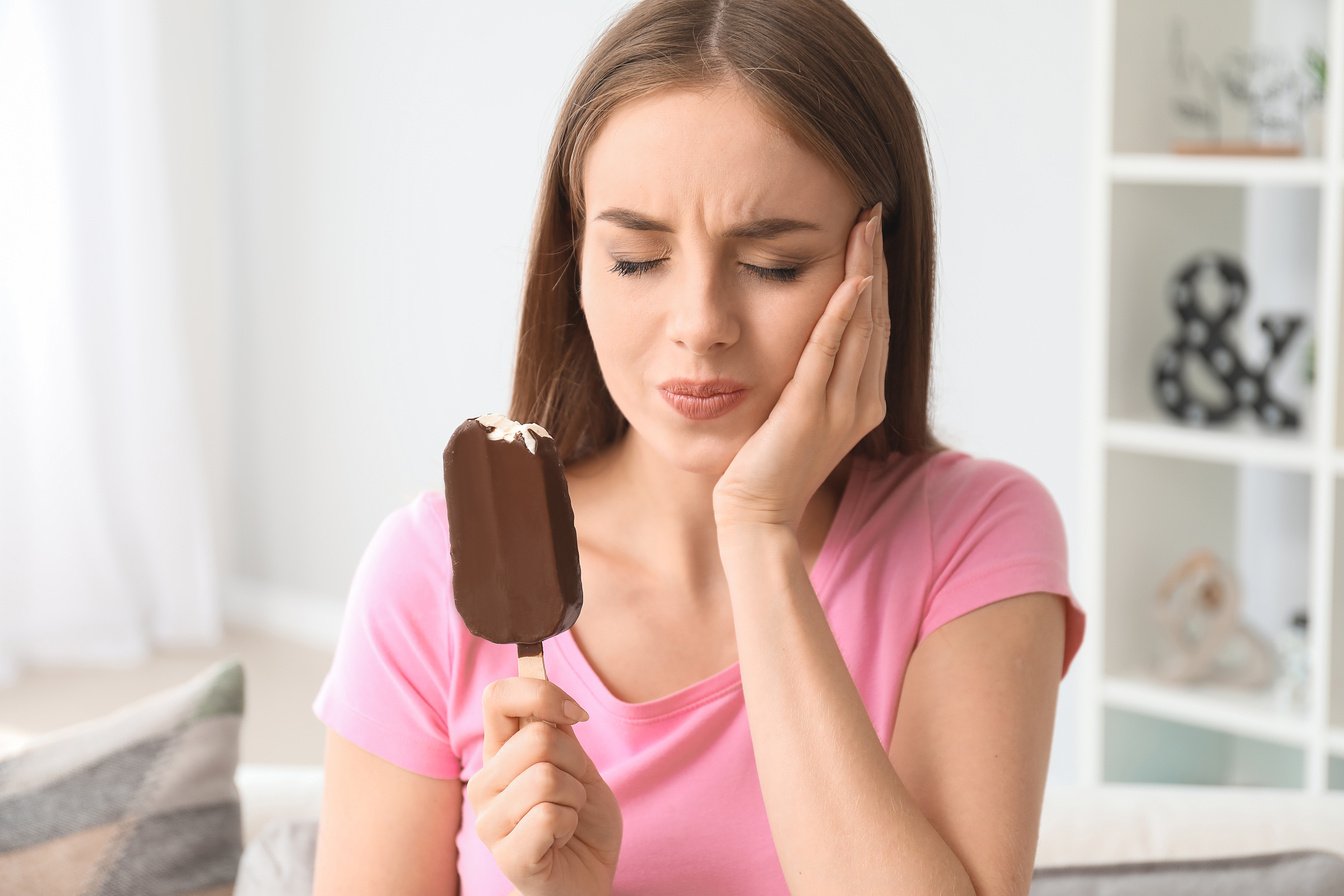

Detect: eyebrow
[592, 207, 823, 240]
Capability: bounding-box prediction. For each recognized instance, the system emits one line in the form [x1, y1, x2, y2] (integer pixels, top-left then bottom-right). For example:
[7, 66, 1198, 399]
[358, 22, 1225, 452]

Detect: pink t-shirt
[312, 448, 1086, 895]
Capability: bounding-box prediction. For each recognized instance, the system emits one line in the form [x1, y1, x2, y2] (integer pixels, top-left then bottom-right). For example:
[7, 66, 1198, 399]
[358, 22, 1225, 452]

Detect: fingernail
[860, 275, 874, 293]
[864, 215, 878, 247]
[563, 700, 589, 722]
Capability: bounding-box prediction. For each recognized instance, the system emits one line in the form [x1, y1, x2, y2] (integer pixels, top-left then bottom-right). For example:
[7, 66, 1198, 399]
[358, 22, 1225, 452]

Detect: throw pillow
[0, 657, 245, 895]
[1030, 848, 1344, 895]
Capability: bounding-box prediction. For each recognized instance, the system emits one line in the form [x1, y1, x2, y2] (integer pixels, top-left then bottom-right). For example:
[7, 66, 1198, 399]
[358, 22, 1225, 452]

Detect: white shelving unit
[1082, 0, 1344, 791]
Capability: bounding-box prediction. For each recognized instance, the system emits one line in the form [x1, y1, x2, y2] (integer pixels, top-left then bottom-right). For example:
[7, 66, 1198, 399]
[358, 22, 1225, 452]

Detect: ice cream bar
[442, 414, 583, 694]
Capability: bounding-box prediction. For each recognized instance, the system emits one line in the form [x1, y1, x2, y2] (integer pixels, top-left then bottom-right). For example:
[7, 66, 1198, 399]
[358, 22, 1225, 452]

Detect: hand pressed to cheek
[711, 202, 886, 529]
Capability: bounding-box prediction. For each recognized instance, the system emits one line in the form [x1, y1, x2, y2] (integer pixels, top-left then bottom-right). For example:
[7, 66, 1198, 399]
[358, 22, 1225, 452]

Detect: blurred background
[1, 0, 1339, 798]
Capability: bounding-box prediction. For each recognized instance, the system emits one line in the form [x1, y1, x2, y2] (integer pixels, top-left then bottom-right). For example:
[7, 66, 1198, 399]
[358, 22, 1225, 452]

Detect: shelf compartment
[1112, 0, 1327, 158]
[1106, 418, 1315, 471]
[1110, 155, 1326, 186]
[1104, 452, 1313, 712]
[1108, 182, 1318, 439]
[1104, 674, 1309, 746]
[1103, 706, 1306, 787]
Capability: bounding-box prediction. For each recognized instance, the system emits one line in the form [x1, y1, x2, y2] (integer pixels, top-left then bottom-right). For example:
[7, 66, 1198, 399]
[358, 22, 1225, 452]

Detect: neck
[567, 432, 852, 602]
[602, 431, 727, 596]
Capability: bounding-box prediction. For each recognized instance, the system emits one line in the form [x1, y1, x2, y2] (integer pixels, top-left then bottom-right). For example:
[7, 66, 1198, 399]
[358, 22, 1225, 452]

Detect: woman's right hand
[466, 677, 623, 896]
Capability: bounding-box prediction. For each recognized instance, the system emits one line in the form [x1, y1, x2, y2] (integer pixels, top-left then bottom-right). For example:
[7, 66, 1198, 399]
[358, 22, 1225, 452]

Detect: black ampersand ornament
[1152, 252, 1304, 430]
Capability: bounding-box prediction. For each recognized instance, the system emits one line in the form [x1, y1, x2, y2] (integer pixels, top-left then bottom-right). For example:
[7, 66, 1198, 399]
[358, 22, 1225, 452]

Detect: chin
[614, 385, 773, 477]
[638, 420, 745, 479]
[670, 450, 733, 479]
[618, 416, 736, 480]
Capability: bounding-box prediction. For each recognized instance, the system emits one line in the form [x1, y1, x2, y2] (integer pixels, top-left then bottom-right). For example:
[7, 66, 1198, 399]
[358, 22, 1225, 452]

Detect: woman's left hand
[712, 202, 889, 532]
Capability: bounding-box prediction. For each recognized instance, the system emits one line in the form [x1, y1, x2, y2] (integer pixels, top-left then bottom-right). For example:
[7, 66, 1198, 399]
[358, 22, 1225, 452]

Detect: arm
[711, 202, 1066, 894]
[890, 589, 1065, 896]
[719, 524, 1065, 896]
[313, 728, 461, 895]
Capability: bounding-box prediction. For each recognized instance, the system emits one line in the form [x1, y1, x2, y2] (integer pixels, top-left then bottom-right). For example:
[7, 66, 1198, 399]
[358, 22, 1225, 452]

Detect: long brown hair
[510, 0, 948, 466]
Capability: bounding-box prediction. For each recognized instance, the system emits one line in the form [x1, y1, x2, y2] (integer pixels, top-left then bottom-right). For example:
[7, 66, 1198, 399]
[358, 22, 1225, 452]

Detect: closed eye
[608, 258, 802, 283]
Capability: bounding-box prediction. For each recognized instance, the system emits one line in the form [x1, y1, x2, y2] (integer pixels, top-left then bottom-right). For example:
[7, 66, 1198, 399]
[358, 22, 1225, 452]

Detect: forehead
[581, 84, 854, 228]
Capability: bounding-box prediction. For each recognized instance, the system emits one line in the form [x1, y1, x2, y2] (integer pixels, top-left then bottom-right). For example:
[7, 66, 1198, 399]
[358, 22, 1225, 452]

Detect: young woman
[312, 1, 1086, 894]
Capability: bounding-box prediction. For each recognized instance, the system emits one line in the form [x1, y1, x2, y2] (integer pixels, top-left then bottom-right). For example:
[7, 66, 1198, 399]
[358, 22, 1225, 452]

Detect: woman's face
[578, 81, 862, 476]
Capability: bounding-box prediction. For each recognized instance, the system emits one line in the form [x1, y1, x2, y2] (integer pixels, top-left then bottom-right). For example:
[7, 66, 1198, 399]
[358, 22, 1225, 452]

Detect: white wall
[215, 0, 1092, 782]
[154, 0, 236, 627]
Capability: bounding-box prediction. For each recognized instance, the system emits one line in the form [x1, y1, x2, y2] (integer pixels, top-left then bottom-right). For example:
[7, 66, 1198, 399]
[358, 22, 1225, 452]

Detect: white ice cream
[475, 413, 552, 454]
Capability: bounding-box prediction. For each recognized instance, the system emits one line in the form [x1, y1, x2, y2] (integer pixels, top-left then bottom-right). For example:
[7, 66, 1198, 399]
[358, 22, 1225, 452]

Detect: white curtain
[0, 0, 221, 688]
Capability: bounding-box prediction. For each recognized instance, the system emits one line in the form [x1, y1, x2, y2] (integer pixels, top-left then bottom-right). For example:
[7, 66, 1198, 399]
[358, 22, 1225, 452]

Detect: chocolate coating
[442, 416, 583, 645]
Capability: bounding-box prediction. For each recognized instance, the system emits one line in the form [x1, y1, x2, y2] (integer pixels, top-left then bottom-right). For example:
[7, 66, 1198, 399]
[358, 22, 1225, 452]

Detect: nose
[666, 264, 740, 356]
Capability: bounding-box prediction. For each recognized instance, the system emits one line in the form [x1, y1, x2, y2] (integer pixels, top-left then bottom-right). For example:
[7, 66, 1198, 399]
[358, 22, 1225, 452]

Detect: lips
[658, 378, 748, 397]
[658, 378, 749, 420]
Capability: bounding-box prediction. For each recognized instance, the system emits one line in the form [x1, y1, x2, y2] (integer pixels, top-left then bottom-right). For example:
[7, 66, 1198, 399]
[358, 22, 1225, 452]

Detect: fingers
[481, 676, 590, 761]
[827, 204, 881, 409]
[797, 274, 867, 378]
[471, 717, 595, 807]
[857, 202, 890, 418]
[498, 800, 580, 877]
[793, 204, 879, 408]
[468, 676, 621, 890]
[473, 747, 589, 845]
[467, 696, 598, 875]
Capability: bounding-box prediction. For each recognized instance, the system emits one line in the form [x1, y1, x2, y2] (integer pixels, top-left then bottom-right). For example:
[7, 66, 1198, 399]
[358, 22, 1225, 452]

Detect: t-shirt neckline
[552, 455, 870, 722]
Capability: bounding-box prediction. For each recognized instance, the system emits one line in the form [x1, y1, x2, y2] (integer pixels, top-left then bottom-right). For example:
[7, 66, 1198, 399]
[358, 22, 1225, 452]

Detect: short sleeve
[919, 456, 1086, 679]
[312, 493, 463, 779]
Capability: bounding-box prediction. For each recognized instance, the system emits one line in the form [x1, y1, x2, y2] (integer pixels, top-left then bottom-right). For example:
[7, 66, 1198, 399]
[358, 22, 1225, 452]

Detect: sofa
[236, 762, 1344, 890]
[237, 763, 1344, 864]
[5, 658, 1343, 894]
